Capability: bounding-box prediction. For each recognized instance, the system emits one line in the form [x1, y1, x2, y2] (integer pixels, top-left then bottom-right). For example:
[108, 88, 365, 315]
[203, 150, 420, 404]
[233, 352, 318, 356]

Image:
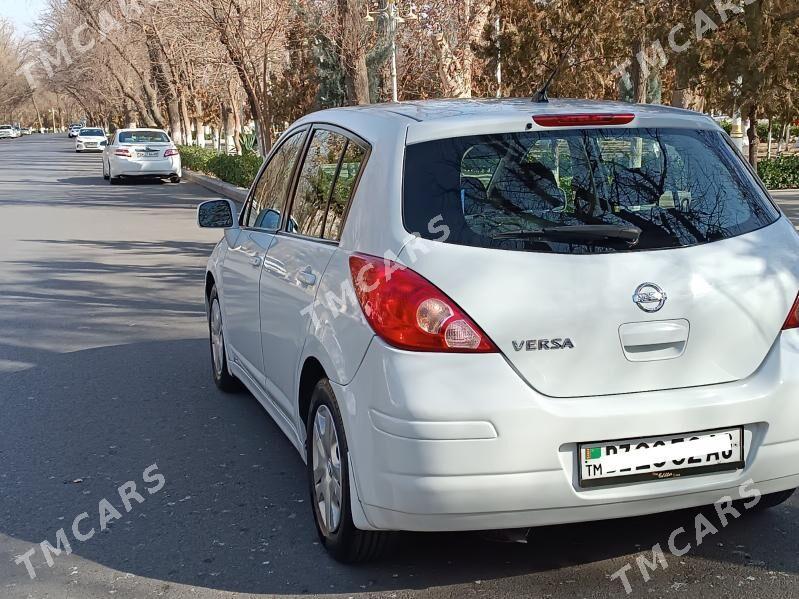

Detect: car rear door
[219, 128, 307, 386]
[259, 125, 369, 416]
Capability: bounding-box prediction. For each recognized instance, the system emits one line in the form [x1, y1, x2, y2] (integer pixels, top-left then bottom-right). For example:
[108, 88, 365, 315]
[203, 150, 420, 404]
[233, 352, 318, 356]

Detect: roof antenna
[533, 18, 591, 103]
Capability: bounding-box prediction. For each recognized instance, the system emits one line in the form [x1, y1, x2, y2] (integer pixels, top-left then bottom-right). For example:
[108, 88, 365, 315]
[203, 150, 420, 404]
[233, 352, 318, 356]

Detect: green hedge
[178, 145, 263, 189]
[758, 154, 799, 190]
[179, 144, 799, 191]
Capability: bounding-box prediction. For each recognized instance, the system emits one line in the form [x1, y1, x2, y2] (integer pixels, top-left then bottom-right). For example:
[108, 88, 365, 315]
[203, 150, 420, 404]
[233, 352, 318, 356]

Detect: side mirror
[197, 199, 239, 229]
[254, 208, 281, 230]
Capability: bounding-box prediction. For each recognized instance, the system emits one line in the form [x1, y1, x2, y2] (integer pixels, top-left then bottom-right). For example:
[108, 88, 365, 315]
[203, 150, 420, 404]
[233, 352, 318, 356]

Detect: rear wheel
[208, 285, 240, 392]
[170, 175, 181, 184]
[306, 380, 390, 563]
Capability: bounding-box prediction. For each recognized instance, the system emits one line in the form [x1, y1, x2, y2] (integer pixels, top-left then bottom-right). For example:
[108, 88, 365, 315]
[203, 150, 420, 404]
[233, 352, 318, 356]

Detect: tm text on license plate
[578, 427, 744, 488]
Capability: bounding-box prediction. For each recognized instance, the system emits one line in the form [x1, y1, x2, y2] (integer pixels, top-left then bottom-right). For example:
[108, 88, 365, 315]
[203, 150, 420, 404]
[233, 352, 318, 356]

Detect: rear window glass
[403, 128, 779, 254]
[119, 131, 170, 143]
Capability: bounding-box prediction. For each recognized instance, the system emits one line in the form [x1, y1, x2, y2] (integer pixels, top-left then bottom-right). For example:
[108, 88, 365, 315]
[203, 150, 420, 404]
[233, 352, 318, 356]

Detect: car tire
[207, 285, 241, 392]
[306, 380, 391, 563]
[745, 488, 795, 512]
[109, 176, 122, 185]
[170, 175, 181, 184]
[103, 161, 110, 180]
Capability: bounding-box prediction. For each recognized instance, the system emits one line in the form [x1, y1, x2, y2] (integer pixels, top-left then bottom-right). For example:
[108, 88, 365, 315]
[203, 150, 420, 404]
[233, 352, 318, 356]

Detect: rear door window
[287, 128, 366, 241]
[403, 128, 780, 254]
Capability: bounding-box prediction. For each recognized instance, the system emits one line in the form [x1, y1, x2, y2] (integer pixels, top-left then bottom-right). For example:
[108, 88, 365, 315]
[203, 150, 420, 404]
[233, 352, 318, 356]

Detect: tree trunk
[630, 34, 648, 104]
[338, 0, 370, 104]
[229, 80, 242, 155]
[431, 0, 495, 98]
[747, 104, 759, 168]
[221, 103, 235, 154]
[144, 27, 181, 141]
[179, 92, 193, 145]
[194, 118, 206, 148]
[766, 116, 773, 159]
[31, 95, 43, 131]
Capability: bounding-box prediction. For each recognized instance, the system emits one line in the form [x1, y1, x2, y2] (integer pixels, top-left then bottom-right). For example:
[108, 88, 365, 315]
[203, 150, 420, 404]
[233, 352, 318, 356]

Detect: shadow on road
[1, 338, 796, 595]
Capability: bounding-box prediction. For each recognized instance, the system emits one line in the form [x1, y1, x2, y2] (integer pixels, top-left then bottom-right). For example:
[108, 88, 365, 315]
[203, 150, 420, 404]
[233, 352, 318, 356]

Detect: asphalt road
[1, 134, 798, 599]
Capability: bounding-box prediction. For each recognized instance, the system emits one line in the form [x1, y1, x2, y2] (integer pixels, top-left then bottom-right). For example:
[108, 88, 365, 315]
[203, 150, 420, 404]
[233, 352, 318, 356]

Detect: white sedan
[0, 125, 15, 139]
[102, 128, 181, 185]
[75, 128, 107, 152]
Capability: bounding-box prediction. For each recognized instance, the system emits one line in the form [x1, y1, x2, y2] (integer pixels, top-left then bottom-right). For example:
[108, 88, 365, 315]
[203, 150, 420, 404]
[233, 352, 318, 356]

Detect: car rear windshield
[81, 129, 104, 136]
[119, 131, 170, 143]
[403, 128, 779, 254]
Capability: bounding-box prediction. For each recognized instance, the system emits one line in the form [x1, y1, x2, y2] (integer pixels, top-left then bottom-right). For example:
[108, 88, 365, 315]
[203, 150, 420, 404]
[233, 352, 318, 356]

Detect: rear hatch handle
[619, 319, 690, 362]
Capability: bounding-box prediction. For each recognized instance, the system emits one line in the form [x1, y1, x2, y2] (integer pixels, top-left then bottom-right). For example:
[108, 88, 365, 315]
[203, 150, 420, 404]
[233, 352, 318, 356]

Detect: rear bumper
[332, 330, 799, 532]
[113, 157, 181, 177]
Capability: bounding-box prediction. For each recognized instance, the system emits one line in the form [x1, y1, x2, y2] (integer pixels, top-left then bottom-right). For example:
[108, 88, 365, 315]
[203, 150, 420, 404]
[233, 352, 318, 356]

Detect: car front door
[219, 128, 307, 387]
[259, 125, 369, 417]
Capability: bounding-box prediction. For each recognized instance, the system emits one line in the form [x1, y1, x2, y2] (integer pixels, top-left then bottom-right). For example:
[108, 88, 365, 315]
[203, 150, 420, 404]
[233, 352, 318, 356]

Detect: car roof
[116, 128, 168, 133]
[295, 98, 720, 146]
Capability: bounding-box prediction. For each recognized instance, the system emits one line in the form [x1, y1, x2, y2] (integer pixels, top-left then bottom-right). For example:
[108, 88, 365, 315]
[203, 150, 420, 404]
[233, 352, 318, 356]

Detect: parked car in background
[75, 128, 107, 153]
[68, 124, 82, 138]
[0, 124, 15, 139]
[102, 128, 181, 184]
[21, 126, 33, 135]
[198, 99, 799, 563]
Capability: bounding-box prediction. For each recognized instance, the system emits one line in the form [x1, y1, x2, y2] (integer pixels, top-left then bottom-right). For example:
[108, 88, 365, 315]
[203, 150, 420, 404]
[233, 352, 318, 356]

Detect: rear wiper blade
[493, 224, 642, 246]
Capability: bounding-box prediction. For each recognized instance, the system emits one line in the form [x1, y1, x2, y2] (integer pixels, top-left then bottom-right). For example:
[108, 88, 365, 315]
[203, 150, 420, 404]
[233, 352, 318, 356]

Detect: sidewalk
[183, 169, 247, 204]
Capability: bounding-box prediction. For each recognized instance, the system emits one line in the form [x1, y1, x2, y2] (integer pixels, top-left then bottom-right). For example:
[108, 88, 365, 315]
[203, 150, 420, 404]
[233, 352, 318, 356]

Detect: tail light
[533, 113, 635, 127]
[164, 148, 179, 157]
[348, 253, 497, 353]
[783, 292, 799, 330]
[115, 148, 131, 157]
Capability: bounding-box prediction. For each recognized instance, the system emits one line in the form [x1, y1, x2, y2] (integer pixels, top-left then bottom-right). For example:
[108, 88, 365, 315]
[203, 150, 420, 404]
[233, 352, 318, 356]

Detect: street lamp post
[364, 1, 417, 103]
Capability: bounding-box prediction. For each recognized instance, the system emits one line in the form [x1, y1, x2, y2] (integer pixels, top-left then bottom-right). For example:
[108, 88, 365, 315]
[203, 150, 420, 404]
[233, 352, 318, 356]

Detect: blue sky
[0, 0, 48, 36]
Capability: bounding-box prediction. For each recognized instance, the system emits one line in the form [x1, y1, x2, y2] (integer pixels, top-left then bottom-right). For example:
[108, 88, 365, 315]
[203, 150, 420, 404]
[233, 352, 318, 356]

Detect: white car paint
[102, 128, 182, 183]
[0, 125, 15, 139]
[75, 127, 107, 152]
[199, 99, 799, 556]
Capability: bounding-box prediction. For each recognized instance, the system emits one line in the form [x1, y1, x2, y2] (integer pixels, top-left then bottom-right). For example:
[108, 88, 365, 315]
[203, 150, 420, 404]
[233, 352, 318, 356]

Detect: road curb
[183, 169, 248, 204]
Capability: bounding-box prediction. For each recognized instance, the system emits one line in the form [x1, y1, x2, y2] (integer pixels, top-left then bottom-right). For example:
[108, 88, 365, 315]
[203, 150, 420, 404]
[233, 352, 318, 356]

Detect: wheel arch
[204, 271, 216, 305]
[298, 356, 327, 431]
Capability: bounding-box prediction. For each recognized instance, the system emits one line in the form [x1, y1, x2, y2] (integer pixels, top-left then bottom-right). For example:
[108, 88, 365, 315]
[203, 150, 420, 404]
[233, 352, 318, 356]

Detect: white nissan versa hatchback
[198, 99, 799, 562]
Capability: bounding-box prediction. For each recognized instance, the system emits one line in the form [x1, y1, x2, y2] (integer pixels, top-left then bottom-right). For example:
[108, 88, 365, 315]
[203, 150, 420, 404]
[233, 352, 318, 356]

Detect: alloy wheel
[312, 404, 342, 534]
[210, 299, 224, 378]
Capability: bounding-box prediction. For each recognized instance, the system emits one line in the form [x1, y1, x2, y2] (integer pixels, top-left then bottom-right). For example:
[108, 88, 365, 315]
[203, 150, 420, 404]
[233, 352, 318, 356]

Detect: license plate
[136, 151, 158, 158]
[578, 427, 744, 488]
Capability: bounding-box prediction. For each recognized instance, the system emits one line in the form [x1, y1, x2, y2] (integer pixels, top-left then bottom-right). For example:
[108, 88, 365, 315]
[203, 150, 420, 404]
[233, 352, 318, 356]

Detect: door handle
[249, 255, 262, 267]
[296, 267, 317, 287]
